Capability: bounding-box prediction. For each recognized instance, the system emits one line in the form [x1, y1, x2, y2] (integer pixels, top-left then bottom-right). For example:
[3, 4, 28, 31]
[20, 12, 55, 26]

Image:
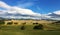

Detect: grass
[0, 30, 60, 35]
[0, 24, 60, 35]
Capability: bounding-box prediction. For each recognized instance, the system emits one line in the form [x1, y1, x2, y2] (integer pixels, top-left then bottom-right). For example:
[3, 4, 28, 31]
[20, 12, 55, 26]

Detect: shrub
[20, 22, 26, 30]
[14, 22, 18, 24]
[0, 20, 5, 25]
[33, 24, 43, 30]
[33, 23, 38, 25]
[7, 22, 13, 25]
[33, 23, 36, 25]
[20, 26, 25, 30]
[36, 23, 38, 24]
[22, 22, 26, 25]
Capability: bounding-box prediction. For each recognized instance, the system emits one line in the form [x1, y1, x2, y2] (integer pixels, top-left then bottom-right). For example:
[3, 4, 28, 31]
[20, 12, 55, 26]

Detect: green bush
[0, 21, 5, 25]
[20, 26, 25, 30]
[33, 24, 43, 30]
[7, 22, 13, 25]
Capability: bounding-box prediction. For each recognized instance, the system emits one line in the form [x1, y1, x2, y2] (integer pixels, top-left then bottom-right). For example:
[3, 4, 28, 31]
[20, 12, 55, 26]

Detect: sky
[0, 0, 60, 14]
[0, 0, 60, 20]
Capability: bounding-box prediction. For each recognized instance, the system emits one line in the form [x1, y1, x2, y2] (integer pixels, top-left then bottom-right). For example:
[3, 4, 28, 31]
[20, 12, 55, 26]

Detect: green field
[0, 24, 60, 35]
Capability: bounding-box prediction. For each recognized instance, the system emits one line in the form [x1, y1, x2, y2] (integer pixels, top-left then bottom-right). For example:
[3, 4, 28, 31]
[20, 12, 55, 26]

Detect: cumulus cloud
[46, 10, 60, 20]
[53, 10, 60, 15]
[0, 1, 11, 9]
[0, 1, 41, 19]
[48, 13, 52, 15]
[47, 10, 60, 15]
[0, 1, 41, 15]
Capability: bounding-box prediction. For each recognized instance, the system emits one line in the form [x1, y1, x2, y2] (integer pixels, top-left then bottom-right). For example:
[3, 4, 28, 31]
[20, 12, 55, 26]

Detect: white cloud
[53, 10, 60, 15]
[0, 1, 41, 19]
[0, 1, 41, 15]
[0, 10, 6, 14]
[0, 1, 11, 9]
[47, 10, 60, 15]
[48, 13, 52, 15]
[46, 10, 60, 20]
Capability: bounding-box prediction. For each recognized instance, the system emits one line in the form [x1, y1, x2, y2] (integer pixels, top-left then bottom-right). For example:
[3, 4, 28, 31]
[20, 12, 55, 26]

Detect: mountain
[48, 13, 60, 18]
[47, 13, 60, 20]
[0, 17, 5, 20]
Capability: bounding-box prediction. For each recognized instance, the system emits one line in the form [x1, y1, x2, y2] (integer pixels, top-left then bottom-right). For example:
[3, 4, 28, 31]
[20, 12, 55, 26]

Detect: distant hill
[47, 13, 60, 20]
[0, 12, 60, 21]
[48, 13, 60, 18]
[0, 17, 5, 20]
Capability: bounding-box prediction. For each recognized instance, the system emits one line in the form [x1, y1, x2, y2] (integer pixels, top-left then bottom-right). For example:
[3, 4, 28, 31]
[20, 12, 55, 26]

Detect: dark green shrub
[7, 22, 13, 25]
[22, 22, 26, 25]
[33, 23, 36, 25]
[20, 26, 25, 30]
[14, 22, 18, 24]
[0, 20, 5, 25]
[33, 23, 38, 25]
[20, 22, 26, 30]
[36, 23, 38, 24]
[33, 24, 43, 30]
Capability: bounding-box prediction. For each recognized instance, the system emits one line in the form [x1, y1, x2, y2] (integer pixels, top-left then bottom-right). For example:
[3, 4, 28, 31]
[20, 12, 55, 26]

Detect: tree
[33, 24, 43, 30]
[0, 20, 5, 25]
[20, 22, 26, 30]
[7, 22, 13, 25]
[21, 26, 25, 30]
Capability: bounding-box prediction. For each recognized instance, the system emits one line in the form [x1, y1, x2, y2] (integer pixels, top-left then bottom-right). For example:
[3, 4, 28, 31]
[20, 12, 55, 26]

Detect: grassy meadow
[0, 20, 60, 35]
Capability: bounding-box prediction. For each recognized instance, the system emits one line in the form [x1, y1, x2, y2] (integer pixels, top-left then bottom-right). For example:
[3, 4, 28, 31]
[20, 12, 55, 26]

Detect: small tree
[33, 23, 35, 25]
[33, 24, 43, 30]
[7, 22, 13, 25]
[0, 20, 5, 25]
[20, 22, 26, 30]
[33, 23, 38, 25]
[21, 26, 25, 30]
[0, 20, 5, 29]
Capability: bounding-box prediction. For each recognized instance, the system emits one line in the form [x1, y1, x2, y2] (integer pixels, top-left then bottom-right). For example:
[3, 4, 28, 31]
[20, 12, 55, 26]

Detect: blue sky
[0, 0, 60, 20]
[0, 0, 60, 14]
